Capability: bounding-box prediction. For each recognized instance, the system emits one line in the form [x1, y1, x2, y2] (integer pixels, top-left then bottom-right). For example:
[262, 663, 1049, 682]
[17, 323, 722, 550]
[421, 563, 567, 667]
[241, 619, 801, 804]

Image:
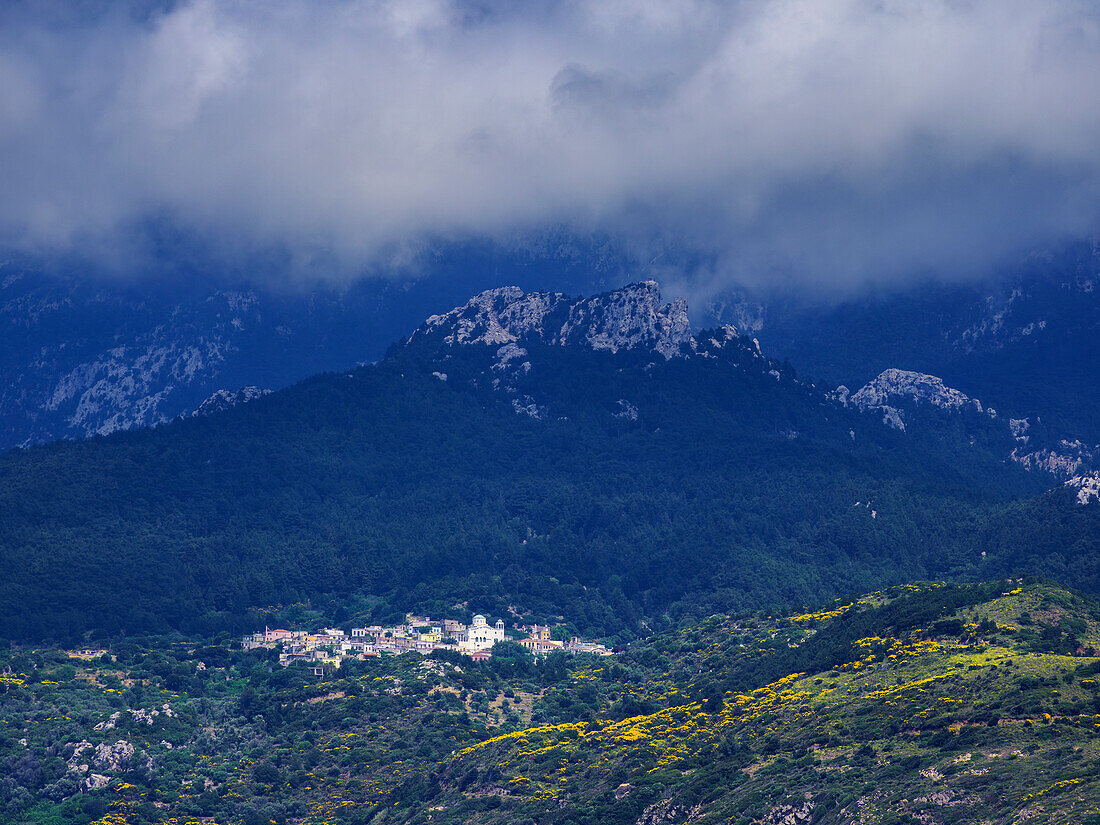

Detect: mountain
[1, 281, 1097, 645]
[4, 580, 1099, 825]
[836, 368, 1099, 483]
[5, 239, 1099, 454]
[411, 281, 693, 357]
[708, 241, 1100, 443]
[0, 239, 629, 450]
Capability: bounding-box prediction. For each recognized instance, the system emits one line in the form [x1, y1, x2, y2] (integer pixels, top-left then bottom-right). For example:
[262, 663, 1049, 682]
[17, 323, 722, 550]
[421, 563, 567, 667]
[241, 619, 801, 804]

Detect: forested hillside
[0, 313, 1094, 644]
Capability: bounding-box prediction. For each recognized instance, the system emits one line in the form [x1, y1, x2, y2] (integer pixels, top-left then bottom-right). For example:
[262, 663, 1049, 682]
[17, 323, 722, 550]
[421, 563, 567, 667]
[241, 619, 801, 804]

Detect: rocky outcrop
[1011, 438, 1099, 480]
[636, 798, 704, 824]
[415, 281, 694, 359]
[1012, 448, 1089, 479]
[1066, 472, 1100, 505]
[841, 369, 989, 432]
[419, 286, 566, 348]
[760, 799, 816, 825]
[192, 386, 271, 417]
[93, 704, 177, 730]
[67, 738, 151, 790]
[84, 773, 110, 791]
[48, 340, 233, 436]
[90, 740, 136, 772]
[559, 282, 693, 359]
[850, 369, 984, 415]
[409, 283, 771, 423]
[845, 369, 1100, 484]
[1009, 417, 1031, 442]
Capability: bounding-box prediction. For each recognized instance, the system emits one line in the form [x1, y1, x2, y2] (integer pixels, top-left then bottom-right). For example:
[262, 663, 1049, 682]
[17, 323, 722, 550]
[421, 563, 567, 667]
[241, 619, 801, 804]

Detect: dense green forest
[0, 332, 1096, 644]
[3, 581, 1100, 825]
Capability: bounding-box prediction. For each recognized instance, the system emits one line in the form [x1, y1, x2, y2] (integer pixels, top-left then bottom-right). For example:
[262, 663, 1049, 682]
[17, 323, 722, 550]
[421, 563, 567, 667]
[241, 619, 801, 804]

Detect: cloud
[0, 0, 1098, 290]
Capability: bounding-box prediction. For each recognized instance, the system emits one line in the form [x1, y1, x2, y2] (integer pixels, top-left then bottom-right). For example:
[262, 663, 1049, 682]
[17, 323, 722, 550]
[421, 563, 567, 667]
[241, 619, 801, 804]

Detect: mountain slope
[4, 581, 1099, 825]
[711, 241, 1100, 442]
[1, 283, 1093, 644]
[0, 239, 627, 449]
[394, 582, 1100, 825]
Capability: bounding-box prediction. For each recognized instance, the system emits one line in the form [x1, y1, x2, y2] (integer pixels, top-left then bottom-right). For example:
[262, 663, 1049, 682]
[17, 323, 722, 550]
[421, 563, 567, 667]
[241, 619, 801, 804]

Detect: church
[457, 614, 505, 652]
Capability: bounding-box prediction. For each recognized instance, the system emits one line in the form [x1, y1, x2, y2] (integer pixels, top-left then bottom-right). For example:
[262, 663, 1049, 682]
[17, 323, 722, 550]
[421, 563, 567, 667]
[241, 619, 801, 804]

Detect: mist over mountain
[0, 237, 627, 449]
[2, 0, 1099, 289]
[4, 237, 1100, 457]
[704, 241, 1100, 442]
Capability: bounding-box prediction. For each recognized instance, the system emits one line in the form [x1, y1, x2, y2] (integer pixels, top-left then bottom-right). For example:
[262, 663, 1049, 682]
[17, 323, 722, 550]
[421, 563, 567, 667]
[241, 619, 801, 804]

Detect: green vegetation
[1, 339, 1096, 644]
[2, 581, 1099, 825]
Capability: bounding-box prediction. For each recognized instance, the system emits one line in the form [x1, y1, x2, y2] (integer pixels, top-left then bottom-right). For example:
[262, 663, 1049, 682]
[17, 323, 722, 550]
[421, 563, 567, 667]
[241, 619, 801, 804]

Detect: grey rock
[415, 281, 694, 360]
[850, 369, 982, 414]
[191, 386, 271, 417]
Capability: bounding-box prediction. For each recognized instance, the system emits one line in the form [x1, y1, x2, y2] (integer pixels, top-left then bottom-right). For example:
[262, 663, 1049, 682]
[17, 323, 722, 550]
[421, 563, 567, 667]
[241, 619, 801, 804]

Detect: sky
[1, 0, 1099, 293]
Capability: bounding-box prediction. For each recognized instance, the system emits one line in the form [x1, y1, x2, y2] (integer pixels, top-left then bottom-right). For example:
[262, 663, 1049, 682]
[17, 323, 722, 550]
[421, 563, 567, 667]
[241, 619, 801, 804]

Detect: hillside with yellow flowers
[385, 582, 1100, 825]
[2, 581, 1100, 825]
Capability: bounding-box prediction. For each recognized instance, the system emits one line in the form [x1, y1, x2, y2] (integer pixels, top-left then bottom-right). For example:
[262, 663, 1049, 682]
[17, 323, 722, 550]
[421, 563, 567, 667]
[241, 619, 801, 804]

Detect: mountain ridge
[413, 281, 695, 358]
[1, 281, 1096, 645]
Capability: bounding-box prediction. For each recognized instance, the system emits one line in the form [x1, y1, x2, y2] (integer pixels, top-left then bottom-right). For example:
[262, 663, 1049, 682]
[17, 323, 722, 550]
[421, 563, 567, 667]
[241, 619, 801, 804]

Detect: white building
[458, 615, 505, 652]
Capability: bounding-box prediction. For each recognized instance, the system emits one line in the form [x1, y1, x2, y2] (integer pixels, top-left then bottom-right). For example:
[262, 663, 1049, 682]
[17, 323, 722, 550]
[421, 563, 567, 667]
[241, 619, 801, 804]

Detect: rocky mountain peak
[849, 369, 984, 414]
[839, 368, 1100, 482]
[839, 369, 987, 432]
[414, 281, 695, 359]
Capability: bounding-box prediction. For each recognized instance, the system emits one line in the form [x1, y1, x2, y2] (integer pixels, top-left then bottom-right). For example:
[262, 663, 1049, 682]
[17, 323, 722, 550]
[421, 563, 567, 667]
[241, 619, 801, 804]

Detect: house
[527, 624, 551, 641]
[520, 638, 564, 655]
[469, 651, 492, 662]
[567, 639, 613, 656]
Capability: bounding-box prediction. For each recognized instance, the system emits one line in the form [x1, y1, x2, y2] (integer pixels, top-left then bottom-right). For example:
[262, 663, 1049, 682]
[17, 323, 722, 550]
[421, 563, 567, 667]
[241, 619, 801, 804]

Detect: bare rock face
[1011, 438, 1099, 480]
[558, 281, 693, 359]
[415, 281, 694, 359]
[192, 385, 271, 417]
[844, 368, 1100, 484]
[1066, 472, 1100, 505]
[408, 281, 766, 425]
[67, 738, 149, 790]
[636, 798, 704, 825]
[844, 368, 988, 432]
[66, 741, 93, 773]
[84, 773, 110, 791]
[92, 740, 135, 772]
[420, 286, 566, 347]
[761, 800, 816, 825]
[850, 369, 983, 415]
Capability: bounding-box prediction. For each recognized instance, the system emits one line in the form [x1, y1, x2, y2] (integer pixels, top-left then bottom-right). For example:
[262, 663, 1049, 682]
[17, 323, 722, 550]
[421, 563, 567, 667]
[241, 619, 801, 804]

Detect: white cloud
[0, 0, 1098, 288]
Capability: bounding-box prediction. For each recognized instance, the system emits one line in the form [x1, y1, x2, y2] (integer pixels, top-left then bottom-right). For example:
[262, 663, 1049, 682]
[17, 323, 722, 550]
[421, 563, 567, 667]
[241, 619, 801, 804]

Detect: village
[241, 612, 612, 671]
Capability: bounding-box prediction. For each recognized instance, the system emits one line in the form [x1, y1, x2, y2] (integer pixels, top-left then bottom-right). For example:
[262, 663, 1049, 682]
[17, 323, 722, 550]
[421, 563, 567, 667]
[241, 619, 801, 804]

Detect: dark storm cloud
[0, 0, 1098, 289]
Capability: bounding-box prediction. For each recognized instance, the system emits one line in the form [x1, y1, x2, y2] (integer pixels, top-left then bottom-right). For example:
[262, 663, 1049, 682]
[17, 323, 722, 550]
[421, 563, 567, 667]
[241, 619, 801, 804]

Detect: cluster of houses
[241, 613, 612, 671]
